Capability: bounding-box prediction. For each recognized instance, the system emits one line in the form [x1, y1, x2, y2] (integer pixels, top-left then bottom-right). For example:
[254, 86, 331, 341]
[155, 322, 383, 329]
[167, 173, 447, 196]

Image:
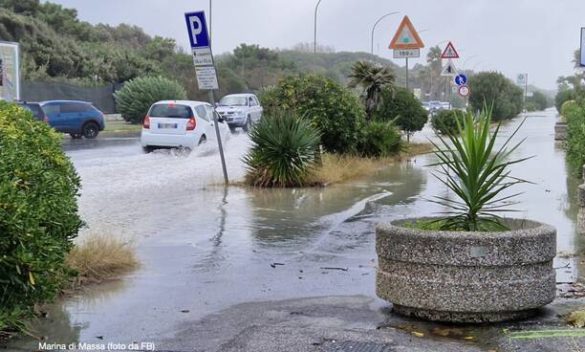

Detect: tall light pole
[314, 0, 324, 53]
[370, 11, 399, 55]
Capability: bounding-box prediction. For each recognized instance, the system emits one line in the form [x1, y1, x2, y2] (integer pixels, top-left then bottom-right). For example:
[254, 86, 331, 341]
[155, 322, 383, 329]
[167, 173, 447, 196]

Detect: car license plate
[158, 123, 177, 129]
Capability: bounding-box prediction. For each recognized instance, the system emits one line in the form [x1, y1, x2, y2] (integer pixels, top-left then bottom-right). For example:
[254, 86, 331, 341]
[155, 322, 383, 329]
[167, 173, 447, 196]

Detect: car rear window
[149, 104, 193, 119]
[21, 104, 45, 120]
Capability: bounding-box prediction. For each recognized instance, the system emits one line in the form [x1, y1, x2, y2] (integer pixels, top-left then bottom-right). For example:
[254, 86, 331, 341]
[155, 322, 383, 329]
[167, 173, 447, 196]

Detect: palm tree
[348, 61, 396, 121]
[426, 46, 442, 100]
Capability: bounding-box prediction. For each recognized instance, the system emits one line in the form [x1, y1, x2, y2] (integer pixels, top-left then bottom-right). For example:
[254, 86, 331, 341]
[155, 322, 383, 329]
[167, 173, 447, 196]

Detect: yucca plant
[244, 112, 321, 187]
[429, 108, 530, 231]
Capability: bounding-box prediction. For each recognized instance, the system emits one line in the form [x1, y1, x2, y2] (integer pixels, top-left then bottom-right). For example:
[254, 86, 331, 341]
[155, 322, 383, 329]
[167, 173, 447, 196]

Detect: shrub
[114, 76, 187, 124]
[244, 112, 321, 187]
[468, 72, 523, 121]
[374, 87, 428, 141]
[556, 89, 578, 113]
[260, 74, 365, 154]
[357, 121, 402, 157]
[0, 102, 82, 331]
[431, 109, 464, 135]
[561, 100, 579, 119]
[565, 102, 585, 177]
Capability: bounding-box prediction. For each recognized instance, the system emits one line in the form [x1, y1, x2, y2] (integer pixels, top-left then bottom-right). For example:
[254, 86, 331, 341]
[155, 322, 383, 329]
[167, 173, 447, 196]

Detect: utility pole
[313, 0, 323, 53]
[370, 12, 399, 55]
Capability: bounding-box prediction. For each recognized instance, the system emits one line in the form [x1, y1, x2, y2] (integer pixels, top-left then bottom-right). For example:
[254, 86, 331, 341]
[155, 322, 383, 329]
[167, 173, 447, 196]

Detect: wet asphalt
[5, 109, 585, 352]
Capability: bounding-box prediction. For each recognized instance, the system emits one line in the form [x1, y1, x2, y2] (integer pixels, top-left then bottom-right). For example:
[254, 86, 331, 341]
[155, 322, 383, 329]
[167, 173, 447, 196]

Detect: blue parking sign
[185, 11, 210, 48]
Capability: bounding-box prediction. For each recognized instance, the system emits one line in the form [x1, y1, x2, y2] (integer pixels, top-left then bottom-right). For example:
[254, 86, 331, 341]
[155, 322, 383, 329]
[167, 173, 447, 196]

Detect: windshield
[219, 96, 248, 106]
[149, 104, 192, 118]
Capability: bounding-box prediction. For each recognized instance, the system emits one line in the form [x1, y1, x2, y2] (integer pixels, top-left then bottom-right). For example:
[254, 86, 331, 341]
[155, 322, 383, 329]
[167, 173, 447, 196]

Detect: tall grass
[66, 234, 139, 286]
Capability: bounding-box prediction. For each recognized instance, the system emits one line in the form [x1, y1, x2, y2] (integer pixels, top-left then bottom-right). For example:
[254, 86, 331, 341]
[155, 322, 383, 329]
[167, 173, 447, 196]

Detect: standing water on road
[6, 109, 584, 350]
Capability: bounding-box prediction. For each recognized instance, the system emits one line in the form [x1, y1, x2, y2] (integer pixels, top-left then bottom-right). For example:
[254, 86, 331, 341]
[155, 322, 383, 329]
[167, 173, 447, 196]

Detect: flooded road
[6, 108, 584, 351]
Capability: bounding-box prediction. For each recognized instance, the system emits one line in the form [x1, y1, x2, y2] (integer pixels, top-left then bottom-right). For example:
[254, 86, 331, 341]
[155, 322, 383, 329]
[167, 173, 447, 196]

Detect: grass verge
[309, 142, 433, 186]
[103, 120, 142, 135]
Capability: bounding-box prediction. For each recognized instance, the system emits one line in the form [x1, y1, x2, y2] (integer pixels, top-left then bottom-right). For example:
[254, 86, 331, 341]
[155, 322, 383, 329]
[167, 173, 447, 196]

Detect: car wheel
[70, 133, 82, 139]
[229, 126, 237, 134]
[82, 122, 100, 139]
[198, 135, 207, 145]
[243, 117, 252, 132]
[142, 146, 153, 153]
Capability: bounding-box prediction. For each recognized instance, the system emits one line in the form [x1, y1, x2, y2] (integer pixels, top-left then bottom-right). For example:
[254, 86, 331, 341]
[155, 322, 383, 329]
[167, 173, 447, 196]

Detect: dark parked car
[17, 101, 48, 122]
[40, 100, 106, 139]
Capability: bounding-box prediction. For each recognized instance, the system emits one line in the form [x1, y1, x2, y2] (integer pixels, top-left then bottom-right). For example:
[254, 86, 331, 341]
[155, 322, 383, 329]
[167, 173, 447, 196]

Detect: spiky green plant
[429, 108, 530, 231]
[244, 112, 321, 187]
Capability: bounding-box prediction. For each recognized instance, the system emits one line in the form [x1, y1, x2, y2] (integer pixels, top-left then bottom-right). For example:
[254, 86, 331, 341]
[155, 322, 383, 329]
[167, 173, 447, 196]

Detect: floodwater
[5, 108, 583, 351]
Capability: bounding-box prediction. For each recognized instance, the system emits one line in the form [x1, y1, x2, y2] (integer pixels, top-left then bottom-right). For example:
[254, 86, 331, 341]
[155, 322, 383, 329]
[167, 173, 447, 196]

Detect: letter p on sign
[185, 11, 210, 48]
[189, 16, 202, 44]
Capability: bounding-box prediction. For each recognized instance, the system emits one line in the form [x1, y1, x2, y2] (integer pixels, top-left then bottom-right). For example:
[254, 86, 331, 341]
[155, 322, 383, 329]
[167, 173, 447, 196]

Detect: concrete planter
[376, 218, 556, 323]
[554, 122, 567, 141]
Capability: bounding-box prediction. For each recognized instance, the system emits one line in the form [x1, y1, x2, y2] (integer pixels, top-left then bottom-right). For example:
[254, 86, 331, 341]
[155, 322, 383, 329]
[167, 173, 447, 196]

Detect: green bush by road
[432, 110, 465, 136]
[0, 102, 82, 334]
[114, 76, 186, 124]
[260, 75, 366, 154]
[564, 101, 585, 177]
[468, 72, 523, 121]
[357, 121, 402, 157]
[374, 87, 428, 140]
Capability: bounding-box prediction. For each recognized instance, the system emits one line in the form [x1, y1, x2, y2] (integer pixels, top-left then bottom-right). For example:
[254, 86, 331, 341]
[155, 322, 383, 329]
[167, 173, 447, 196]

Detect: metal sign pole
[185, 11, 228, 185]
[405, 57, 409, 90]
[208, 90, 229, 184]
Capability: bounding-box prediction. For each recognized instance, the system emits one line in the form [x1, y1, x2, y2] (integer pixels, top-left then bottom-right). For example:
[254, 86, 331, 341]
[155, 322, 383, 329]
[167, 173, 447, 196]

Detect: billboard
[0, 41, 20, 101]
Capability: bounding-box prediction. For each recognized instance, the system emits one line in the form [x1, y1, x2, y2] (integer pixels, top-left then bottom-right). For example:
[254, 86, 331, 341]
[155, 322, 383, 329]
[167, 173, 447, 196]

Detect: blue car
[40, 100, 106, 139]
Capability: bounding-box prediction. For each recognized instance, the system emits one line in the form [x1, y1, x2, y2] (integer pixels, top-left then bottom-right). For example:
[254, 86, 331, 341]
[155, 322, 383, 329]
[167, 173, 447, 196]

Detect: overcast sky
[49, 0, 585, 89]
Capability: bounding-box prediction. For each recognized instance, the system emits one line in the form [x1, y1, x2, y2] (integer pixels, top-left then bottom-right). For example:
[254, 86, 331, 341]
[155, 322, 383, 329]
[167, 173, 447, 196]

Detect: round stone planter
[376, 218, 556, 323]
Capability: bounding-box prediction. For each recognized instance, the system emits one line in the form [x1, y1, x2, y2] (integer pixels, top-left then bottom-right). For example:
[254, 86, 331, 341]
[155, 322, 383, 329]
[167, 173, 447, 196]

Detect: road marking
[508, 329, 585, 340]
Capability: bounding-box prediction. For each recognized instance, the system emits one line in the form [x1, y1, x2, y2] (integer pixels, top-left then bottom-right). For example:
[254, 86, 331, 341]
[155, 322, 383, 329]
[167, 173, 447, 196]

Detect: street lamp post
[370, 11, 399, 55]
[314, 0, 324, 53]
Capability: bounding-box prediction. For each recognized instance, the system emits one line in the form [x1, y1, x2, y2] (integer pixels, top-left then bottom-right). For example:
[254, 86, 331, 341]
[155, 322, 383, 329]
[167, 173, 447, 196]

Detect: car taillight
[143, 116, 150, 129]
[186, 116, 196, 131]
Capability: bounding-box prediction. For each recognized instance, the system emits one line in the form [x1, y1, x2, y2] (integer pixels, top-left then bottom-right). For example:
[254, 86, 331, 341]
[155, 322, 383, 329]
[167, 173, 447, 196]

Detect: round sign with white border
[458, 85, 470, 97]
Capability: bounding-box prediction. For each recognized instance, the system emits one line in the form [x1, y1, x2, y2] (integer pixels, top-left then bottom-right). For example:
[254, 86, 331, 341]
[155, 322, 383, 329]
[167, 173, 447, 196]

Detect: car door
[247, 96, 259, 123]
[195, 105, 215, 141]
[204, 104, 227, 141]
[59, 102, 86, 133]
[42, 103, 64, 131]
[252, 96, 263, 122]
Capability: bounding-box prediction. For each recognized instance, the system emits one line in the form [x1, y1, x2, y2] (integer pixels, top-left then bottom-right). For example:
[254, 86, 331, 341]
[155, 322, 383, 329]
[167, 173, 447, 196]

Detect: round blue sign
[454, 74, 467, 86]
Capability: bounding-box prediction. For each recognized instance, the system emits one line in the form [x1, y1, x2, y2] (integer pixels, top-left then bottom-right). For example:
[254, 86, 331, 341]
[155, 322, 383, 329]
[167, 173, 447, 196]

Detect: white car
[140, 100, 228, 152]
[215, 94, 263, 133]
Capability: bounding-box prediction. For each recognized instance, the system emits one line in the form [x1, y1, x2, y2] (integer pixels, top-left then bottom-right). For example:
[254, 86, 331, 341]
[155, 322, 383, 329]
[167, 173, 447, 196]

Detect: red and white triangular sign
[440, 59, 458, 76]
[441, 42, 459, 59]
[389, 16, 424, 50]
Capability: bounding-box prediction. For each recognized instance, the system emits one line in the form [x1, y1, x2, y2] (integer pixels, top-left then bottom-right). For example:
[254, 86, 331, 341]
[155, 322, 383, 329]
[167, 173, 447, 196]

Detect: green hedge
[260, 75, 365, 154]
[431, 110, 464, 135]
[0, 102, 82, 333]
[374, 87, 428, 140]
[357, 121, 402, 157]
[565, 101, 585, 177]
[468, 72, 523, 121]
[114, 76, 187, 124]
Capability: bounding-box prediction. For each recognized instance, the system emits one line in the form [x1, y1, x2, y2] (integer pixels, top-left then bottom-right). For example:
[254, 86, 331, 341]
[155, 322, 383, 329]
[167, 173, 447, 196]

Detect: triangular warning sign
[389, 16, 424, 50]
[440, 59, 458, 76]
[441, 42, 459, 59]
